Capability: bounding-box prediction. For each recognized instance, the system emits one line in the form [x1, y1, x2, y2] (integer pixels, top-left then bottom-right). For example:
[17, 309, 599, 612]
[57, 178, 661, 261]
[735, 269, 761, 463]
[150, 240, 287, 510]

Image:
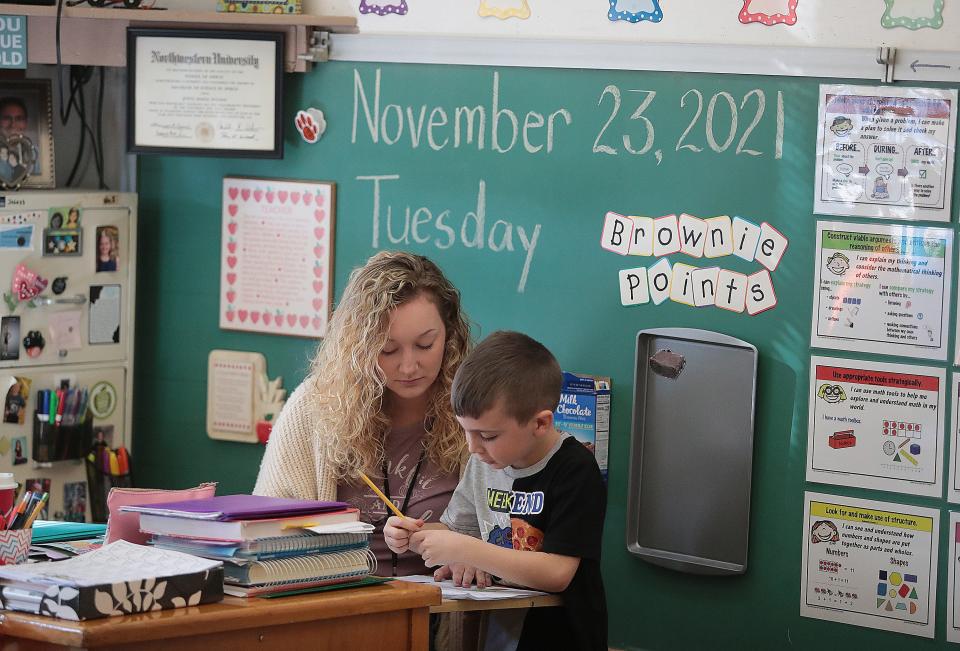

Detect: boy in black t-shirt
[385, 331, 607, 650]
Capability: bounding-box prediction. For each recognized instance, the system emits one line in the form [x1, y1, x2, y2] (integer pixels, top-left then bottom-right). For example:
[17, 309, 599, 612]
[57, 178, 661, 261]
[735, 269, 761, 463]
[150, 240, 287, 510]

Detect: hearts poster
[220, 177, 335, 338]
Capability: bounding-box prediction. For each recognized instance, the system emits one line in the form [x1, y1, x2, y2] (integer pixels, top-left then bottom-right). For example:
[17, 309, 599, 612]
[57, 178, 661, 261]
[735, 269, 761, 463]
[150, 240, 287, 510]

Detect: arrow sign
[859, 165, 870, 175]
[911, 59, 953, 73]
[897, 168, 908, 177]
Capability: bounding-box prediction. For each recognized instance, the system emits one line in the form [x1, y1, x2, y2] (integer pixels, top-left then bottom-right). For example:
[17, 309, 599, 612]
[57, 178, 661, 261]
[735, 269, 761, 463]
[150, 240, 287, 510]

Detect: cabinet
[0, 190, 135, 522]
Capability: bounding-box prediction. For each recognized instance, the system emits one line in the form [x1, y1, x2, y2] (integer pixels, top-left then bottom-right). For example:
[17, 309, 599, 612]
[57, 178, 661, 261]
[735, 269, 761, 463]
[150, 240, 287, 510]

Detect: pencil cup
[0, 529, 31, 565]
[32, 413, 92, 462]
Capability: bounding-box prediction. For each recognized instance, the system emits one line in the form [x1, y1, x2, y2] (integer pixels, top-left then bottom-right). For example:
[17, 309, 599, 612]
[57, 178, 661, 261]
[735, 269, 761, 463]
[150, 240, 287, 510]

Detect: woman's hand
[383, 515, 424, 554]
[434, 563, 491, 588]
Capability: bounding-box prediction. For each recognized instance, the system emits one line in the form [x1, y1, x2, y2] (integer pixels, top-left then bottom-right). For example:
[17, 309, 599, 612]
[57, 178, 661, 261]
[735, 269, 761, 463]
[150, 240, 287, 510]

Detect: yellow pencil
[358, 472, 405, 518]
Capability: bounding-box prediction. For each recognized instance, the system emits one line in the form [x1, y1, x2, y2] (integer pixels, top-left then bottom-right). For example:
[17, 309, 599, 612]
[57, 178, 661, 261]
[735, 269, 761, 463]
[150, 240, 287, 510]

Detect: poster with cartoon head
[801, 492, 937, 638]
[806, 355, 944, 497]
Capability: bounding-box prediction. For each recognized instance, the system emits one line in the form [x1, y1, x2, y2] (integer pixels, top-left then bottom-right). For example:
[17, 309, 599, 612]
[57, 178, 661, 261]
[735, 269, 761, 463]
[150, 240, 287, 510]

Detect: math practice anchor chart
[947, 512, 960, 643]
[801, 492, 938, 638]
[807, 356, 944, 497]
[815, 84, 957, 221]
[812, 221, 952, 360]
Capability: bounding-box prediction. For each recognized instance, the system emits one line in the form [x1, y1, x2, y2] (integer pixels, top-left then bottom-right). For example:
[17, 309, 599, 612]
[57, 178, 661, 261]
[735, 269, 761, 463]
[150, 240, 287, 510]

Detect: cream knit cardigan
[253, 380, 339, 501]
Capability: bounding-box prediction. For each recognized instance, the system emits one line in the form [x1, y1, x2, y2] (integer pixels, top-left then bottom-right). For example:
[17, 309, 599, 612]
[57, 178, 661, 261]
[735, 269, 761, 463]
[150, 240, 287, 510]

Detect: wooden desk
[0, 581, 441, 651]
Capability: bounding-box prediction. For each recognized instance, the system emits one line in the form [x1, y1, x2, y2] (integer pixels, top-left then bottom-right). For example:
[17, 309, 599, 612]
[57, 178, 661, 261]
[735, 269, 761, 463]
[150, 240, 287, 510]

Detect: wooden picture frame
[127, 29, 284, 158]
[0, 79, 55, 190]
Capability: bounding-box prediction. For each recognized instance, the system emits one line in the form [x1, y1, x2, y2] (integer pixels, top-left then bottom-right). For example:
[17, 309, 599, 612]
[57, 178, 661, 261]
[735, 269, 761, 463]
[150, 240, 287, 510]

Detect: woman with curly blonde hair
[254, 251, 472, 577]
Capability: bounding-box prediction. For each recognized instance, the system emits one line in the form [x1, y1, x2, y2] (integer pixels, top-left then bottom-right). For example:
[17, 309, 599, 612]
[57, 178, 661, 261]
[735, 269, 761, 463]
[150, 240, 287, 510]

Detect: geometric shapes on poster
[618, 267, 649, 306]
[739, 0, 799, 26]
[88, 285, 120, 345]
[890, 571, 903, 586]
[881, 0, 944, 30]
[88, 381, 117, 420]
[879, 569, 888, 580]
[910, 444, 921, 454]
[894, 453, 902, 462]
[878, 582, 888, 596]
[900, 449, 919, 465]
[898, 582, 910, 597]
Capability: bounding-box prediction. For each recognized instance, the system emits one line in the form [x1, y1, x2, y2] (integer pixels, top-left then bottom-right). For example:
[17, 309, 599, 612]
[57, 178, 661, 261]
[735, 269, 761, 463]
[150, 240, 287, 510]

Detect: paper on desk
[0, 540, 221, 587]
[395, 575, 548, 600]
[304, 521, 375, 534]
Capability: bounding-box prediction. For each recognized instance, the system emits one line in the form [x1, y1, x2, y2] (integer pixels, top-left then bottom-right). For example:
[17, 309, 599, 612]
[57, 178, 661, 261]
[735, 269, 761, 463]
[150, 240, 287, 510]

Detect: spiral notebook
[222, 547, 377, 598]
[151, 532, 369, 561]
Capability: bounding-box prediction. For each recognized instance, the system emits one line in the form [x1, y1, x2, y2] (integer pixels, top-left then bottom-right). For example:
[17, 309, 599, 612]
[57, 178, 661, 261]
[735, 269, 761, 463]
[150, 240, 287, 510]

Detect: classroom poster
[811, 221, 952, 360]
[219, 177, 335, 338]
[801, 491, 938, 638]
[815, 84, 957, 221]
[807, 356, 944, 497]
[948, 512, 960, 643]
[949, 376, 960, 504]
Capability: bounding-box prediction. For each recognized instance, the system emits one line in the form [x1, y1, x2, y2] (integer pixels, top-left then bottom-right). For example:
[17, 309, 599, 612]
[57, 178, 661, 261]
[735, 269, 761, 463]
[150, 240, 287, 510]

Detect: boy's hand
[410, 529, 473, 568]
[434, 563, 491, 589]
[383, 516, 424, 554]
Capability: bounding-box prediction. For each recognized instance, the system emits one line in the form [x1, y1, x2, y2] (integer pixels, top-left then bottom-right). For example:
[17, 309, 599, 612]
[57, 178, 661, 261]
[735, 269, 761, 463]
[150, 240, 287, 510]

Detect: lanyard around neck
[382, 447, 427, 577]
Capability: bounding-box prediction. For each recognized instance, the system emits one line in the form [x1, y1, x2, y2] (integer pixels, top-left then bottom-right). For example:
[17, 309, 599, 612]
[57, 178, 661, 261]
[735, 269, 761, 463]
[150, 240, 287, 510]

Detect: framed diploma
[126, 29, 283, 158]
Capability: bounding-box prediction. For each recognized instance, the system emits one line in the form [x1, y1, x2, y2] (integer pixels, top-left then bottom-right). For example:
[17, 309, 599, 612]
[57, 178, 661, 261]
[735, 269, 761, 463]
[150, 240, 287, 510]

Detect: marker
[54, 389, 65, 426]
[37, 390, 48, 423]
[48, 391, 57, 424]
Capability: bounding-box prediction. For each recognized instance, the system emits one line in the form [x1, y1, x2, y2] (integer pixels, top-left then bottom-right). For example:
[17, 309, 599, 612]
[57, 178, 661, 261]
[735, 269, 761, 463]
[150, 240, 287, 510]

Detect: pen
[48, 391, 57, 424]
[109, 450, 119, 476]
[37, 390, 48, 423]
[7, 491, 31, 529]
[357, 472, 405, 518]
[23, 493, 48, 529]
[11, 492, 37, 530]
[54, 389, 65, 426]
[116, 447, 129, 475]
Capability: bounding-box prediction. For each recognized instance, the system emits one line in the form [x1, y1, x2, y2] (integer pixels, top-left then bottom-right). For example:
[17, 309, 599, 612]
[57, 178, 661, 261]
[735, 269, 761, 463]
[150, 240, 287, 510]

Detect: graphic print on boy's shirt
[485, 485, 547, 550]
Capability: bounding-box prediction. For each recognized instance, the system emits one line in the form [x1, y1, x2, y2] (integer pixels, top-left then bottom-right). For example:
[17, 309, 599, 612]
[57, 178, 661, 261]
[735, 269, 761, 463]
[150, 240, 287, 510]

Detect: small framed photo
[127, 29, 283, 158]
[0, 80, 55, 189]
[95, 225, 120, 272]
[0, 316, 19, 361]
[43, 229, 82, 257]
[50, 206, 81, 232]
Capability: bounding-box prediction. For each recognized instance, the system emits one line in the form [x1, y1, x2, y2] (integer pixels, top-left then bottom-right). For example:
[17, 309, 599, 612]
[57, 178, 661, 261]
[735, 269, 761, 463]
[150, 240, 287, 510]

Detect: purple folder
[117, 494, 349, 521]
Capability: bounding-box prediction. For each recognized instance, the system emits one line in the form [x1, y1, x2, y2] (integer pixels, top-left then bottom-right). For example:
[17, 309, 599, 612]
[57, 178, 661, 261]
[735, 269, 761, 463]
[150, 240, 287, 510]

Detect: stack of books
[122, 495, 377, 597]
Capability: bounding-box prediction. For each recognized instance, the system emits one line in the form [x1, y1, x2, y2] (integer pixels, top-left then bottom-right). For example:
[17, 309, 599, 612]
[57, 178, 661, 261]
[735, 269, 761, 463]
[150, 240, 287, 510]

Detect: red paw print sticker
[295, 109, 326, 144]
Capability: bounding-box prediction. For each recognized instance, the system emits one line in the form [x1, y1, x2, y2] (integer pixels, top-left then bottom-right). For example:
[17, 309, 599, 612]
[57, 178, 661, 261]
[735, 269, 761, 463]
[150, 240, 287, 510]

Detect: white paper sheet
[0, 540, 221, 587]
[395, 574, 548, 600]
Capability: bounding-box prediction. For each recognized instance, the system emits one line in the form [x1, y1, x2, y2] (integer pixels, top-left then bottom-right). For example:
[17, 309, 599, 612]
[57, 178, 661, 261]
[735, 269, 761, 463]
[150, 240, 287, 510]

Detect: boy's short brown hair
[451, 330, 562, 422]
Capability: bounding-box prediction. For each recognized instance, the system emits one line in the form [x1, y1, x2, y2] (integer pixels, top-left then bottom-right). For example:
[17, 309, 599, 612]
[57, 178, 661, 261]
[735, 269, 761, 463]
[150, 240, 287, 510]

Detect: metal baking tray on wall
[625, 328, 758, 575]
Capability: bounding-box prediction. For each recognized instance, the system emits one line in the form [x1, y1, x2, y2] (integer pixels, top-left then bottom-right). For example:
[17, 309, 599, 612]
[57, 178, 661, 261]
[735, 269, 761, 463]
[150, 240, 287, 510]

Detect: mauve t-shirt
[338, 422, 459, 576]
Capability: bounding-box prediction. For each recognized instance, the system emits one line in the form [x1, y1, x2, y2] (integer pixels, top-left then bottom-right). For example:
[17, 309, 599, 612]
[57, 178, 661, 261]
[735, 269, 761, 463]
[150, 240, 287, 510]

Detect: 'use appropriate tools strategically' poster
[807, 356, 944, 497]
[801, 492, 938, 638]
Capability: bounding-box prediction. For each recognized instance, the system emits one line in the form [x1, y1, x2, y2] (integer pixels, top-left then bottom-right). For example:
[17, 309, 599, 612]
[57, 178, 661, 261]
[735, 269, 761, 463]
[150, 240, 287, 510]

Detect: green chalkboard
[135, 62, 959, 649]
